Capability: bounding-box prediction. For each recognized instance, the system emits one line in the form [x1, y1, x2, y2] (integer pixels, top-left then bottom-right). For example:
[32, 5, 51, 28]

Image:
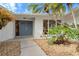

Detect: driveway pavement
[19, 37, 46, 56]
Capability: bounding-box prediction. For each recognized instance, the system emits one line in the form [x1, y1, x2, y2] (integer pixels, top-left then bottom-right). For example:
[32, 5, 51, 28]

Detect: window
[43, 20, 55, 34]
[57, 20, 61, 25]
[49, 20, 55, 28]
[43, 20, 48, 34]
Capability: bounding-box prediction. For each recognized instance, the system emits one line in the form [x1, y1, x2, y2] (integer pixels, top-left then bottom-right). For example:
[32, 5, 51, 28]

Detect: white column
[34, 17, 43, 39]
[48, 19, 49, 34]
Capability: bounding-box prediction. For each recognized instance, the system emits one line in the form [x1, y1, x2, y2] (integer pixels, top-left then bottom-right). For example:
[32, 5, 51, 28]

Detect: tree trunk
[70, 6, 77, 29]
[60, 9, 64, 26]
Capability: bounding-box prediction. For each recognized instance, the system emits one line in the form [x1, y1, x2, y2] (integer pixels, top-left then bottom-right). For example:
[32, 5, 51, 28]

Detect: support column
[48, 19, 49, 34]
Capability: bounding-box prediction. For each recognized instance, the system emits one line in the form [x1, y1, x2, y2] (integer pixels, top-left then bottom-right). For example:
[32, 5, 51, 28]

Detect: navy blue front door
[19, 21, 33, 36]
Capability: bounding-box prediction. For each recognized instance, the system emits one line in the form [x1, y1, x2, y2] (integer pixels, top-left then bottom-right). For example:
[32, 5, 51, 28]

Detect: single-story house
[0, 8, 79, 41]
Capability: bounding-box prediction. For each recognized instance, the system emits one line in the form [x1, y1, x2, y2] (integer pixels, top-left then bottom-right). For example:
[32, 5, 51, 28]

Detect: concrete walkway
[19, 38, 46, 56]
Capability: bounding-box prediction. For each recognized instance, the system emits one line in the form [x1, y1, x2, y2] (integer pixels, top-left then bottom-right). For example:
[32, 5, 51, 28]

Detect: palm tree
[0, 6, 15, 29]
[57, 4, 66, 25]
[66, 3, 77, 29]
[52, 3, 60, 27]
[29, 4, 45, 13]
[29, 3, 65, 27]
[53, 4, 66, 26]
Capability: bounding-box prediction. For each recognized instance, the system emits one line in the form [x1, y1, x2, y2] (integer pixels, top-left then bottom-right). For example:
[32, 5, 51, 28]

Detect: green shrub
[48, 25, 62, 35]
[48, 25, 79, 45]
[66, 28, 79, 40]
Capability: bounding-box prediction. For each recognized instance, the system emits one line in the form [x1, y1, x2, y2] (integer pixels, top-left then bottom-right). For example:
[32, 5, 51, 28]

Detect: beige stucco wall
[34, 15, 54, 39]
[34, 16, 43, 39]
[0, 21, 15, 41]
[76, 17, 79, 24]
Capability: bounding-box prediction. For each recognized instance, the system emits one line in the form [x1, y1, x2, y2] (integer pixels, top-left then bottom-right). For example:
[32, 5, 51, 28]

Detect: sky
[0, 3, 31, 14]
[0, 3, 79, 14]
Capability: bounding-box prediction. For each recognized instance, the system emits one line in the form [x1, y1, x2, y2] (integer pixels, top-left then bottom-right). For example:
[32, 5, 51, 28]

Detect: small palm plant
[48, 24, 79, 45]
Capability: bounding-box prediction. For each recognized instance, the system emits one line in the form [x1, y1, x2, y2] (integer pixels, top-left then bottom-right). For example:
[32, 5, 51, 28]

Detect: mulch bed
[0, 39, 21, 56]
[34, 39, 79, 56]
